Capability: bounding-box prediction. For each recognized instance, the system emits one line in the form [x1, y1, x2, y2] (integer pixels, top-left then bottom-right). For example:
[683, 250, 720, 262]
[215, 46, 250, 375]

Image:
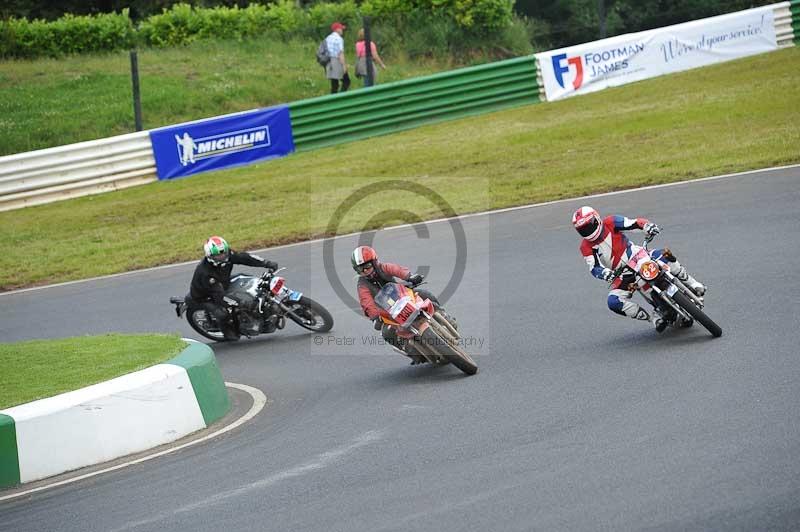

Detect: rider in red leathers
[352, 246, 447, 364]
[572, 206, 706, 332]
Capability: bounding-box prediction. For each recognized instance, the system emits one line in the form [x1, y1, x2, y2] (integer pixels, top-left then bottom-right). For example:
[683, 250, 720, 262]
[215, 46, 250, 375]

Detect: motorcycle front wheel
[672, 291, 722, 338]
[285, 296, 334, 332]
[421, 322, 478, 375]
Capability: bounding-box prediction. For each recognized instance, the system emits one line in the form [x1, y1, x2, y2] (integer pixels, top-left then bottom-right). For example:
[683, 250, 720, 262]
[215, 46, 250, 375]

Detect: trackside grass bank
[0, 38, 470, 157]
[0, 334, 187, 409]
[2, 46, 799, 291]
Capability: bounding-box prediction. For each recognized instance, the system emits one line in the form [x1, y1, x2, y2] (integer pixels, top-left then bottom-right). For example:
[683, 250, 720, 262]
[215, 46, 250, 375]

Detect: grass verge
[2, 47, 799, 291]
[0, 334, 187, 409]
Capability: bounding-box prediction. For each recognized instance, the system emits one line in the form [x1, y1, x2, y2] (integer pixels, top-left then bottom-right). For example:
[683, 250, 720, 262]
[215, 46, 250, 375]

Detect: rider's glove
[601, 268, 615, 282]
[264, 260, 278, 270]
[407, 273, 424, 286]
[643, 222, 661, 237]
[372, 317, 383, 330]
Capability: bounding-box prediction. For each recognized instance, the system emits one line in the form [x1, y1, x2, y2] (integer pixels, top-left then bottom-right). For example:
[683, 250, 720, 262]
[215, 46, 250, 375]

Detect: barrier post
[130, 50, 143, 131]
[364, 16, 375, 88]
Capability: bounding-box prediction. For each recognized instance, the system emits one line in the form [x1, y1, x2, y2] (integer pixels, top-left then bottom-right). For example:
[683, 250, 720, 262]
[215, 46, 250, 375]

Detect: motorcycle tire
[672, 291, 722, 338]
[285, 296, 334, 332]
[422, 323, 478, 376]
[186, 306, 228, 342]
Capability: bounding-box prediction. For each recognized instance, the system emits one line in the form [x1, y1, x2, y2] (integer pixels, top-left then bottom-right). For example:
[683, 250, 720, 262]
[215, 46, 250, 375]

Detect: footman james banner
[150, 106, 295, 180]
[536, 5, 777, 101]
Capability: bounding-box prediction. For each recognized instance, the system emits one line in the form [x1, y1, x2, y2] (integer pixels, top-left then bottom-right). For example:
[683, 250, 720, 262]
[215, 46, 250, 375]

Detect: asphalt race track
[1, 167, 799, 531]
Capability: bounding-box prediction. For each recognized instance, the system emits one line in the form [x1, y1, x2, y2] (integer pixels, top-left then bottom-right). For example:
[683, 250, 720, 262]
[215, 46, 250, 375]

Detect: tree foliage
[0, 1, 524, 59]
[1, 0, 780, 58]
[515, 0, 777, 47]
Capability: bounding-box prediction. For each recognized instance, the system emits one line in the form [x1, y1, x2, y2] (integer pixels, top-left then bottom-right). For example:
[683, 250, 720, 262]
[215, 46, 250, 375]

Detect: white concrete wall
[1, 364, 205, 483]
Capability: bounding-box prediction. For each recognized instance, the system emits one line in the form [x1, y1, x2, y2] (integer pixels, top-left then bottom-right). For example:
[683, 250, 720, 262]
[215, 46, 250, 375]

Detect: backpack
[316, 40, 330, 67]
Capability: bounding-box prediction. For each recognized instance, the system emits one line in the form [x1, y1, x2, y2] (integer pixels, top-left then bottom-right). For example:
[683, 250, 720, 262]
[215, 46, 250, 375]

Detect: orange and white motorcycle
[374, 279, 478, 375]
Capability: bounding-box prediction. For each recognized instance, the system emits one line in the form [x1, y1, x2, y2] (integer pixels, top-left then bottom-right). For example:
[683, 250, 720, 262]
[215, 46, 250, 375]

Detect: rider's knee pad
[607, 294, 627, 316]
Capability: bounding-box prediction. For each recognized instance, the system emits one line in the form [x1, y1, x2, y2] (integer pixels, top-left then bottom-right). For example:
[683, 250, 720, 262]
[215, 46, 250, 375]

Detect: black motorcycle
[170, 268, 333, 342]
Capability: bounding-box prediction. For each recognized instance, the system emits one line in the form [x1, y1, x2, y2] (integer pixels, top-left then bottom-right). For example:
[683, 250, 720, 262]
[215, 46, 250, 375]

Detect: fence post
[130, 50, 143, 131]
[363, 16, 375, 87]
[597, 0, 607, 39]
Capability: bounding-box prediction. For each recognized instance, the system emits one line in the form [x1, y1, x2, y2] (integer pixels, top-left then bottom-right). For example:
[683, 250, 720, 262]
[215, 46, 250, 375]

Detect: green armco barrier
[0, 413, 20, 489]
[792, 0, 800, 43]
[167, 342, 230, 427]
[289, 55, 540, 151]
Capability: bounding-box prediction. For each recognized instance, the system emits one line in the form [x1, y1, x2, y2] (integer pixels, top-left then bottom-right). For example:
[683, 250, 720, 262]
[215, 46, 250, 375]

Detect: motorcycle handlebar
[607, 233, 659, 284]
[390, 276, 426, 288]
[261, 266, 286, 279]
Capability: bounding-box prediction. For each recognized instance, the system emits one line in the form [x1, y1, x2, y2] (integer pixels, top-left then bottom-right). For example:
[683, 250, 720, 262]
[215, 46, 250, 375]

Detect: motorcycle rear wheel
[672, 291, 722, 338]
[422, 322, 478, 375]
[186, 307, 227, 342]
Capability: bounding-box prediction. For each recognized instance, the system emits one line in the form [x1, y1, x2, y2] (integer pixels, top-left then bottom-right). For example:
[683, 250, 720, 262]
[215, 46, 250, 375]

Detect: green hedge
[0, 10, 135, 58]
[0, 1, 518, 59]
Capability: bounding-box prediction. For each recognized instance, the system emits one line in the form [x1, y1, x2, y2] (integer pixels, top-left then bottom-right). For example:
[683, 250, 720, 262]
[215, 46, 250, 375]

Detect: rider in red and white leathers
[572, 206, 706, 331]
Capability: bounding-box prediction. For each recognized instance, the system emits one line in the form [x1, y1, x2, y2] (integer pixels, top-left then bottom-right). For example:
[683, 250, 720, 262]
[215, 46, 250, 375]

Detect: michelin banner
[149, 106, 294, 180]
[536, 6, 777, 101]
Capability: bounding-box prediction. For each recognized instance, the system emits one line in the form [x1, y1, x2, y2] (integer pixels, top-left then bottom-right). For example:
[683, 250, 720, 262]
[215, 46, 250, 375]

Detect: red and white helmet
[351, 246, 378, 277]
[572, 206, 603, 240]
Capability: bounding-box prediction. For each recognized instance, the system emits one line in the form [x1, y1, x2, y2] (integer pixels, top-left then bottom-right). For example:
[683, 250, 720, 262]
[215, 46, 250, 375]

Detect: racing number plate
[666, 284, 678, 297]
[288, 290, 302, 301]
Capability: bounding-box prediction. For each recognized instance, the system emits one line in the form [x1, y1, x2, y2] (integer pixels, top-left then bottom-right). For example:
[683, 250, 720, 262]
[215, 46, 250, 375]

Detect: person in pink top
[355, 28, 387, 85]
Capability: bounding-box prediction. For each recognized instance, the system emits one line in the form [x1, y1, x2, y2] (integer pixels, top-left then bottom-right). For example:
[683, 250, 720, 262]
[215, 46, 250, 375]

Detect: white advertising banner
[536, 6, 777, 101]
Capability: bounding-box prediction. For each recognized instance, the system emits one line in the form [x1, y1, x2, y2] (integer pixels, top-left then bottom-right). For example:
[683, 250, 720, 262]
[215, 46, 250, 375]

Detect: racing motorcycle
[169, 268, 333, 342]
[375, 279, 478, 375]
[610, 234, 722, 337]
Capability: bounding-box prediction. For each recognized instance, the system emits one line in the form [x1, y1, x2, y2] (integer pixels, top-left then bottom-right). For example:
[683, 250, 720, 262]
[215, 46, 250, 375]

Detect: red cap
[331, 22, 346, 31]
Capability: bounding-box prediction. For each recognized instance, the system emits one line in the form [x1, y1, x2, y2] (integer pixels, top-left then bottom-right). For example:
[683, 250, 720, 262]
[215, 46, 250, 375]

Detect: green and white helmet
[204, 236, 230, 266]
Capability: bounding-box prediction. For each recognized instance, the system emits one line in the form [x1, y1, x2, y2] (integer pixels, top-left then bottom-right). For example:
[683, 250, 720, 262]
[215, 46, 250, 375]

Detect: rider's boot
[685, 275, 706, 297]
[634, 307, 666, 332]
[673, 263, 706, 297]
[403, 342, 429, 365]
[261, 315, 278, 334]
[651, 313, 668, 333]
[661, 251, 706, 297]
[384, 324, 429, 365]
[211, 306, 240, 341]
[221, 323, 240, 341]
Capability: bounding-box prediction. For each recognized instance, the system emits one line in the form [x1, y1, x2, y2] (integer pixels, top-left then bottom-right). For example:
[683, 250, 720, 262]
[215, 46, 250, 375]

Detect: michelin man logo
[174, 127, 271, 167]
[175, 132, 197, 166]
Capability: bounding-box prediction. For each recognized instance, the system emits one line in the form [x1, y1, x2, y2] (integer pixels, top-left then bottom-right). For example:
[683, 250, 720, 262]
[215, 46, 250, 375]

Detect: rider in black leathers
[190, 236, 277, 340]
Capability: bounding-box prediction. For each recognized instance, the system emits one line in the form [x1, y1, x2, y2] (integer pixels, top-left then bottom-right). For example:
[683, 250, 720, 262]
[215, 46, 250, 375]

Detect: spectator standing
[355, 28, 387, 86]
[325, 22, 350, 94]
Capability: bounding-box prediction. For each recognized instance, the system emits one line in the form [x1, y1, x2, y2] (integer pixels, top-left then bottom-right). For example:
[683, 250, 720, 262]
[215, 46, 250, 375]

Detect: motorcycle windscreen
[374, 283, 414, 312]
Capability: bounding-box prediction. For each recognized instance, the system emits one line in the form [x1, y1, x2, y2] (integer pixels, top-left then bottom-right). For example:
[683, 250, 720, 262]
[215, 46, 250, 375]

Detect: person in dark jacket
[351, 245, 448, 364]
[190, 236, 278, 340]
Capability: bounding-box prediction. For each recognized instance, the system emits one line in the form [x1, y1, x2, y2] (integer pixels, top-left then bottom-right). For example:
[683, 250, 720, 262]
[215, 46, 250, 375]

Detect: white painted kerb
[0, 364, 205, 483]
